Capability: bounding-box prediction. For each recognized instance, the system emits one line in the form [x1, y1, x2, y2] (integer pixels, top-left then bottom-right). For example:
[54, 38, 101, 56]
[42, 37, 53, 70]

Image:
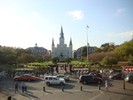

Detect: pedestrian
[105, 80, 108, 91]
[15, 82, 18, 93]
[21, 81, 25, 93]
[24, 83, 27, 92]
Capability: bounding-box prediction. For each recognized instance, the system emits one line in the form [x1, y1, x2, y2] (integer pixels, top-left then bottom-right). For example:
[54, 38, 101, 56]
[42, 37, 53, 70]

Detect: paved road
[0, 76, 133, 100]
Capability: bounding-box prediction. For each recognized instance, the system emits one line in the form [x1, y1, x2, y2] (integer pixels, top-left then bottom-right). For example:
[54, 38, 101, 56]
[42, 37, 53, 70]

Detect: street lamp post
[86, 25, 89, 61]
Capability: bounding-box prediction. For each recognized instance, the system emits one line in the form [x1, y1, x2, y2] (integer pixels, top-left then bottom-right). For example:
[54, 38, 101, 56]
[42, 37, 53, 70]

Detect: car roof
[80, 75, 93, 77]
[45, 76, 57, 78]
[23, 74, 32, 76]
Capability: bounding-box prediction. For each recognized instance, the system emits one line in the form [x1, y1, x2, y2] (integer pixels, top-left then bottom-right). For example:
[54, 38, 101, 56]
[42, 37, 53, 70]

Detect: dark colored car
[79, 75, 102, 84]
[109, 73, 124, 80]
[88, 72, 102, 78]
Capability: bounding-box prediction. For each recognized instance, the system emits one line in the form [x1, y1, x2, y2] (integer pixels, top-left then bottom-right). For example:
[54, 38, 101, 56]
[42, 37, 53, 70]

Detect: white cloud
[66, 10, 84, 20]
[119, 31, 133, 37]
[107, 31, 133, 38]
[115, 8, 125, 16]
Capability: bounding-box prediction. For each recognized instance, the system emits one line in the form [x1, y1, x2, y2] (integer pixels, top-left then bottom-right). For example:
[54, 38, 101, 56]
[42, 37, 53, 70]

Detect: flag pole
[86, 25, 89, 61]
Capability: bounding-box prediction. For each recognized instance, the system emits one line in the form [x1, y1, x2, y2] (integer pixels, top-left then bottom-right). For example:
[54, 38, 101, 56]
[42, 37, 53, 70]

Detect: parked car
[79, 75, 102, 84]
[55, 74, 69, 81]
[109, 73, 124, 80]
[15, 72, 35, 76]
[14, 74, 36, 81]
[125, 74, 133, 83]
[88, 72, 102, 78]
[44, 76, 65, 86]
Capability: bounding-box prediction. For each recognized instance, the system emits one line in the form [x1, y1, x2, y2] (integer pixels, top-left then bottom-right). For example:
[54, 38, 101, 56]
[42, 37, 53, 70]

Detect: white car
[56, 74, 70, 81]
[44, 76, 65, 86]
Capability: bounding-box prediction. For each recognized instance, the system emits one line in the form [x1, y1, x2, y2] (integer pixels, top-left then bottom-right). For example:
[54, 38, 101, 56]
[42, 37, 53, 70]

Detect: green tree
[43, 53, 51, 61]
[65, 57, 72, 64]
[113, 40, 133, 60]
[94, 47, 102, 52]
[52, 57, 59, 64]
[101, 56, 117, 69]
[5, 54, 17, 64]
[17, 54, 35, 64]
[88, 52, 114, 63]
[128, 55, 133, 65]
[101, 43, 116, 52]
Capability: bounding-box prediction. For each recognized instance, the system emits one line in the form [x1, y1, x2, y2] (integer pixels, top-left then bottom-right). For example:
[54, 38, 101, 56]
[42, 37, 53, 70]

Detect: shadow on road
[101, 89, 133, 97]
[67, 79, 77, 83]
[26, 85, 41, 91]
[44, 91, 53, 94]
[64, 83, 75, 89]
[45, 83, 75, 90]
[19, 92, 40, 100]
[63, 90, 73, 94]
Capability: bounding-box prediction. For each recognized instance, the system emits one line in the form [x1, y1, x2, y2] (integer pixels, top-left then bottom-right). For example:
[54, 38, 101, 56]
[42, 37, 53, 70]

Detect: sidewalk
[1, 86, 133, 100]
[0, 88, 101, 100]
[96, 85, 133, 100]
[0, 77, 133, 100]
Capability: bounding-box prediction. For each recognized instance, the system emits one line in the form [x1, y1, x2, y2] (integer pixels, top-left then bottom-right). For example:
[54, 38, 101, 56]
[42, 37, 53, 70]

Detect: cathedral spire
[52, 38, 55, 46]
[60, 26, 64, 38]
[69, 38, 72, 46]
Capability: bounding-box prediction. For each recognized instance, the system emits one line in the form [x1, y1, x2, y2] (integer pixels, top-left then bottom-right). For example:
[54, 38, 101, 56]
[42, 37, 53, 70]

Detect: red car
[14, 74, 36, 81]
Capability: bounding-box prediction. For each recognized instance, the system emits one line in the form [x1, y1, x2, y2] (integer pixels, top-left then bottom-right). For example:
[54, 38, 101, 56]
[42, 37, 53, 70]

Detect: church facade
[51, 27, 73, 61]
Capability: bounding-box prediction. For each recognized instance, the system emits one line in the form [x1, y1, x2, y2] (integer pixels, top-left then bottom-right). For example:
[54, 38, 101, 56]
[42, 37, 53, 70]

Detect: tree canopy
[113, 39, 133, 60]
[101, 56, 117, 67]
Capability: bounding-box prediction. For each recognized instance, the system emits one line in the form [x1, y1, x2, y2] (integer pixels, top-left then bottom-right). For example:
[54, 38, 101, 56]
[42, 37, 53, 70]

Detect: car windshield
[57, 75, 64, 77]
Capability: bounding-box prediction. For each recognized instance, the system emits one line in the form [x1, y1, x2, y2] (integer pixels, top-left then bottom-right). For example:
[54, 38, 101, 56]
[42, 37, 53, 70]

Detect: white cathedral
[51, 26, 73, 61]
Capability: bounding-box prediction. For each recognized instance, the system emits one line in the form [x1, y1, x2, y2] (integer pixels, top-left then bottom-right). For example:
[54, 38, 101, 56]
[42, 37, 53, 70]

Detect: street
[0, 76, 133, 100]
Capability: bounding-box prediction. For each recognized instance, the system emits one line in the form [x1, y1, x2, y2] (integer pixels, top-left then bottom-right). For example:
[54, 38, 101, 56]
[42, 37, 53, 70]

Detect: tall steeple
[69, 38, 72, 46]
[52, 38, 55, 46]
[59, 26, 65, 44]
[60, 26, 64, 38]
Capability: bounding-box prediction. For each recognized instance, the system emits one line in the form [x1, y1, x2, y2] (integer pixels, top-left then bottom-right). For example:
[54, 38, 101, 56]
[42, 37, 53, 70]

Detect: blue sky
[0, 0, 133, 50]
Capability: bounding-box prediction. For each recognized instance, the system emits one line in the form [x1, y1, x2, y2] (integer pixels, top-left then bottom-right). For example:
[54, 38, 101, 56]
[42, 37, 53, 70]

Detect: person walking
[24, 83, 27, 92]
[105, 80, 108, 91]
[15, 82, 18, 93]
[21, 81, 25, 93]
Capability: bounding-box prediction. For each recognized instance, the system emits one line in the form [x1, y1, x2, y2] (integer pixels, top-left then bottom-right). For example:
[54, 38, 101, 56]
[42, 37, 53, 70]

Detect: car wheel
[46, 82, 50, 86]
